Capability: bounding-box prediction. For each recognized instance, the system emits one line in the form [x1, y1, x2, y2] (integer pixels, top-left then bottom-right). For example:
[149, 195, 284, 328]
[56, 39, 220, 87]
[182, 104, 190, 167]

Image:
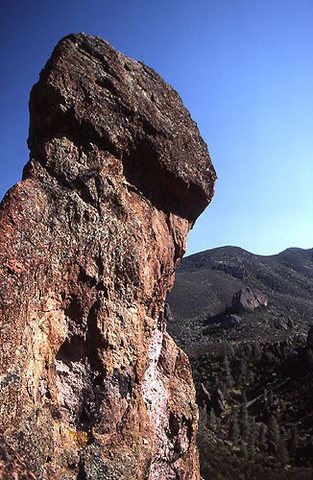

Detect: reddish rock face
[0, 435, 38, 480]
[0, 33, 216, 480]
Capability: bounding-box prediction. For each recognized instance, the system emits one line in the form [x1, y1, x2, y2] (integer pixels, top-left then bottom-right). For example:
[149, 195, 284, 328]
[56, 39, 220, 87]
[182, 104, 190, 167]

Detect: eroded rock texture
[0, 33, 216, 479]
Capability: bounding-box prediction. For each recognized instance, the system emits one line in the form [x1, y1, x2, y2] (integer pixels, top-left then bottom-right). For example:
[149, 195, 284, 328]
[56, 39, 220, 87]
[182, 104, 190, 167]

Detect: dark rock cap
[26, 33, 216, 222]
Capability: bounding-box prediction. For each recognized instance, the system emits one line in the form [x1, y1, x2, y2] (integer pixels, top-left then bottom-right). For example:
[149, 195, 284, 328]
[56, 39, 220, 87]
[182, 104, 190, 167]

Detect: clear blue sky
[1, 0, 312, 256]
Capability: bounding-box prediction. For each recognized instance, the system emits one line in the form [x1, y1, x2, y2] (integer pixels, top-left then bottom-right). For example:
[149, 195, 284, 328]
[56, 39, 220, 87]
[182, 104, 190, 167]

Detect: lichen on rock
[0, 33, 216, 479]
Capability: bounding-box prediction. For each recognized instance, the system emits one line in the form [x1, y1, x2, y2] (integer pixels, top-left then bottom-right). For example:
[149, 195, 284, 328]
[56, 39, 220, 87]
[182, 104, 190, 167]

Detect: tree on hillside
[268, 415, 280, 447]
[229, 409, 240, 444]
[240, 393, 249, 442]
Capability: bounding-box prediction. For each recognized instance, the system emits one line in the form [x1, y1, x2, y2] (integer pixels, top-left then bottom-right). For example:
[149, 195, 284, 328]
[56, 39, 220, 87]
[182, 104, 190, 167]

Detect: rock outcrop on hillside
[0, 34, 216, 479]
[232, 287, 268, 313]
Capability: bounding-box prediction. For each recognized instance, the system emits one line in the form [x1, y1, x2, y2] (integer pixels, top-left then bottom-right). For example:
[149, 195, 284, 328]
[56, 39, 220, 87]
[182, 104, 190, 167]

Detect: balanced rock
[0, 34, 216, 480]
[232, 287, 268, 313]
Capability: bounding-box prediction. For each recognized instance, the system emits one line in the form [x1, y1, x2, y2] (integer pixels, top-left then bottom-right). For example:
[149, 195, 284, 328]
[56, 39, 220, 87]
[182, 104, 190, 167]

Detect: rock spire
[0, 33, 216, 479]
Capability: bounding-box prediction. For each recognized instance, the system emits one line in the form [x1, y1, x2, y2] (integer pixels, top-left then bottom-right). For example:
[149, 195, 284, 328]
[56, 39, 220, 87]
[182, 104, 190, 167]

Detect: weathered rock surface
[0, 33, 216, 480]
[232, 287, 268, 313]
[0, 435, 38, 480]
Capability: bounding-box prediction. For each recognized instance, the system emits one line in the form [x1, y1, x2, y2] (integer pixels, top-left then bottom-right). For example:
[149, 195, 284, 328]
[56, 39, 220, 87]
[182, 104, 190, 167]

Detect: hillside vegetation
[167, 246, 313, 480]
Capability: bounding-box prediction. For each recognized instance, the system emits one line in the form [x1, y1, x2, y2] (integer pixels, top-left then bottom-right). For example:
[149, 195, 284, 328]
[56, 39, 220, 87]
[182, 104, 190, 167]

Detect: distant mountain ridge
[167, 245, 313, 352]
